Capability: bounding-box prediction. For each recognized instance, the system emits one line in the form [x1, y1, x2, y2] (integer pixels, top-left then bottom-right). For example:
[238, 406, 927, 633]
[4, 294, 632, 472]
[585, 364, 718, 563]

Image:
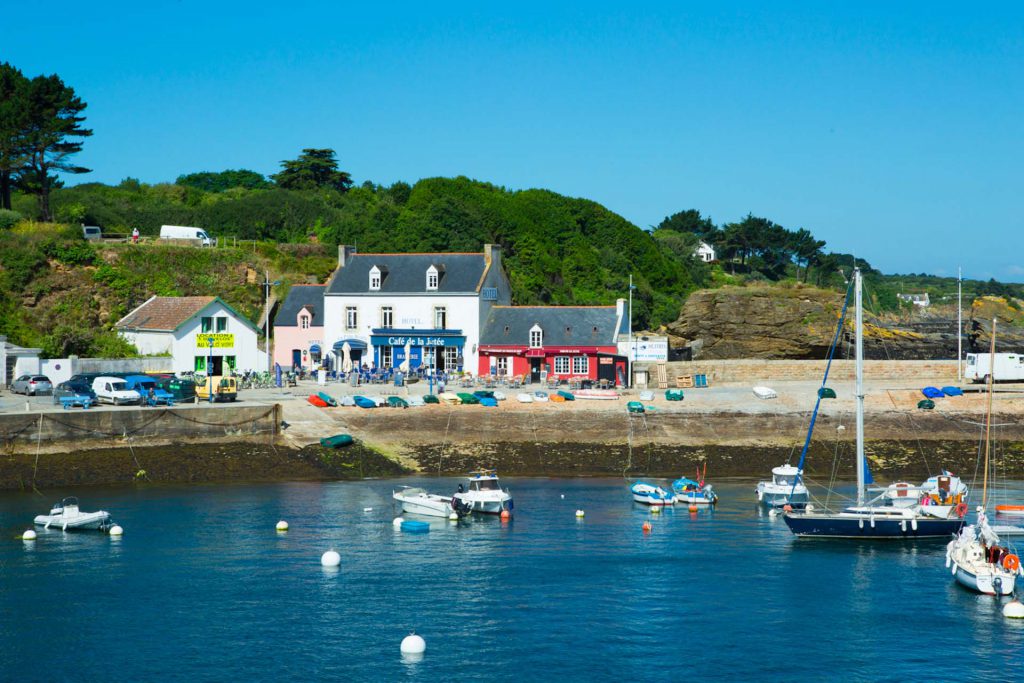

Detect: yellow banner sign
[196, 333, 234, 349]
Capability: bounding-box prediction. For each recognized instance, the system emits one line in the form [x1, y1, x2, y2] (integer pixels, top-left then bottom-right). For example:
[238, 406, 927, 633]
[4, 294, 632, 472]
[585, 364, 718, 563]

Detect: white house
[116, 296, 264, 375]
[897, 293, 930, 308]
[0, 335, 42, 387]
[695, 241, 716, 263]
[322, 245, 511, 373]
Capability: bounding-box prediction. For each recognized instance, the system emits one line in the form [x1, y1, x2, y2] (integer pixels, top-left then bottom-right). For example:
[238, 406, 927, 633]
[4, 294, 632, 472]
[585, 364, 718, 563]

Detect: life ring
[1003, 554, 1020, 572]
[955, 502, 968, 518]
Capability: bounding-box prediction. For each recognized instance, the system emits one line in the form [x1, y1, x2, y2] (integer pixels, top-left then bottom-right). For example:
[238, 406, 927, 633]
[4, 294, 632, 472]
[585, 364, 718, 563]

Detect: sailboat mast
[982, 317, 996, 509]
[855, 268, 865, 506]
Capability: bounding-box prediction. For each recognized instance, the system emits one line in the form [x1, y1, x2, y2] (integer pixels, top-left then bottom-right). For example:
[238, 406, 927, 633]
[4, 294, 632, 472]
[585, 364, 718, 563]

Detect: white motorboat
[756, 464, 808, 507]
[631, 482, 674, 505]
[453, 471, 513, 514]
[882, 471, 968, 509]
[34, 497, 114, 531]
[947, 510, 1020, 595]
[393, 487, 471, 518]
[945, 318, 1022, 595]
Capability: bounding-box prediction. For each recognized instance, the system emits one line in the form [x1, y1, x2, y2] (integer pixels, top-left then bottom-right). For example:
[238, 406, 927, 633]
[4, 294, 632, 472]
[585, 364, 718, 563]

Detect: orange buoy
[642, 521, 652, 533]
[500, 510, 511, 521]
[688, 504, 698, 513]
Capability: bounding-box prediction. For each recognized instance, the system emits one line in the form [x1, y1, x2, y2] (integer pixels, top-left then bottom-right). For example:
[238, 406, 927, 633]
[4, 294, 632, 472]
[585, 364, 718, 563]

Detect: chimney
[484, 243, 501, 267]
[338, 245, 356, 268]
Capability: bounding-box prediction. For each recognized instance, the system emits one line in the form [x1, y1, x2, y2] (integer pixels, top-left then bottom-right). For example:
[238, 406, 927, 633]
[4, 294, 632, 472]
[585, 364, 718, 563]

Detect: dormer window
[426, 265, 439, 291]
[529, 324, 543, 348]
[369, 265, 382, 291]
[300, 315, 310, 329]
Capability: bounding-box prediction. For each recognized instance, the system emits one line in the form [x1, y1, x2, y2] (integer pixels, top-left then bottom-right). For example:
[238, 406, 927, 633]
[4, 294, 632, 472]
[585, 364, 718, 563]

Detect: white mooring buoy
[363, 507, 373, 513]
[400, 633, 426, 655]
[22, 529, 36, 541]
[1004, 599, 1024, 619]
[109, 525, 124, 536]
[276, 520, 289, 532]
[393, 517, 404, 527]
[321, 550, 341, 568]
[448, 512, 459, 521]
[575, 509, 585, 518]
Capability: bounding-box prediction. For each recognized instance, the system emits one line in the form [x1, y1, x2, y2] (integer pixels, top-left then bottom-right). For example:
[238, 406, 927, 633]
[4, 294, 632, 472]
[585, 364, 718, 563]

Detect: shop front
[369, 329, 466, 372]
[478, 345, 625, 385]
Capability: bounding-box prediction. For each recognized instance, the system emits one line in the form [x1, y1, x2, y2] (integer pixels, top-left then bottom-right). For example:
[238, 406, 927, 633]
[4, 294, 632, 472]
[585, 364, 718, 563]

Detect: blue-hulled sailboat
[783, 268, 966, 539]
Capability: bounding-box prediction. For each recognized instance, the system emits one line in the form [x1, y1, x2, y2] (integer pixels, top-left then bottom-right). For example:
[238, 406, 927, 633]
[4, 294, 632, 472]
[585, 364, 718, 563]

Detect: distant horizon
[6, 2, 1023, 283]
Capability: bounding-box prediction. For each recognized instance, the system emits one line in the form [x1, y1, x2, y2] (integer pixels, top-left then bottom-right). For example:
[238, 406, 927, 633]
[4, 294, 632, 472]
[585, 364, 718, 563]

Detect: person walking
[131, 227, 140, 244]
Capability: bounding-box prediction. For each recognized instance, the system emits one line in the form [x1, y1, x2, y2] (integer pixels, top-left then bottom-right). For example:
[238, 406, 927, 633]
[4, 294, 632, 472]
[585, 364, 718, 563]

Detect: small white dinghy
[34, 497, 114, 532]
[516, 393, 534, 403]
[752, 386, 778, 400]
[393, 487, 471, 518]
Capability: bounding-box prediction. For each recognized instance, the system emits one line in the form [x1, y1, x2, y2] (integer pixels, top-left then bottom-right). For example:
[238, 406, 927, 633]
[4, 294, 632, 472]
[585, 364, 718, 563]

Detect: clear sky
[5, 2, 1023, 281]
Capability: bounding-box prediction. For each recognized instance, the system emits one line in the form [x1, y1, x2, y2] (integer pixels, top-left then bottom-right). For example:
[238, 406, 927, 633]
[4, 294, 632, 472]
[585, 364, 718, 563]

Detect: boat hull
[34, 511, 111, 531]
[784, 513, 963, 538]
[632, 493, 673, 505]
[756, 484, 809, 507]
[950, 563, 1016, 595]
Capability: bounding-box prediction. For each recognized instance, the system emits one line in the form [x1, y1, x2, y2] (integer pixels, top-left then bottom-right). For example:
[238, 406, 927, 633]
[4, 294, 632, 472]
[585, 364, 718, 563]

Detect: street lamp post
[627, 274, 635, 388]
[207, 336, 215, 403]
[262, 271, 281, 374]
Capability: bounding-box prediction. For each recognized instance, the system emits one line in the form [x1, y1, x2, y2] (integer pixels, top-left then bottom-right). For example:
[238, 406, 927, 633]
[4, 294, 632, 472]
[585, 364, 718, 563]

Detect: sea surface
[1, 477, 1023, 682]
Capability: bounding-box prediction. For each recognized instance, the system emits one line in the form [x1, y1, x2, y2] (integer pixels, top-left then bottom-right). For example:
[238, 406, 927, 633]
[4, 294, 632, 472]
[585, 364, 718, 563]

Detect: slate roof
[480, 306, 619, 346]
[274, 285, 325, 327]
[326, 253, 488, 295]
[116, 296, 259, 333]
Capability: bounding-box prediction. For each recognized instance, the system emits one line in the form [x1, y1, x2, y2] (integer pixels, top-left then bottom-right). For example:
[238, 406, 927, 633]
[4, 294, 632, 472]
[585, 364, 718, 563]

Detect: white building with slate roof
[322, 245, 511, 373]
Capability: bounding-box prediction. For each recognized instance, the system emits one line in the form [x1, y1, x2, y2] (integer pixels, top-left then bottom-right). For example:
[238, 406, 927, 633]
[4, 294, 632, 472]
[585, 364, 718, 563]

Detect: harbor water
[2, 477, 1023, 681]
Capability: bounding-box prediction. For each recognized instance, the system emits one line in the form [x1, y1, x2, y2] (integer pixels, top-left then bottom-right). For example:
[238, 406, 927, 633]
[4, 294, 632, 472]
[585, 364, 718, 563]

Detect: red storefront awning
[479, 346, 526, 355]
[524, 349, 546, 358]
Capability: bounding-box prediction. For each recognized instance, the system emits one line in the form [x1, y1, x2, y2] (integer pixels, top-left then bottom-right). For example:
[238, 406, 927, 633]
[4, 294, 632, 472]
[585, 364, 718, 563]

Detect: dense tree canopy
[176, 169, 270, 192]
[272, 148, 352, 192]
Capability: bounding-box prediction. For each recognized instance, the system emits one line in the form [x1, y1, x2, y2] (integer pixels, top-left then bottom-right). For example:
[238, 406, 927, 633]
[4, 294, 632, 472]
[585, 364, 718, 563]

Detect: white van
[159, 225, 216, 247]
[92, 377, 142, 405]
[964, 353, 1024, 383]
[82, 225, 102, 240]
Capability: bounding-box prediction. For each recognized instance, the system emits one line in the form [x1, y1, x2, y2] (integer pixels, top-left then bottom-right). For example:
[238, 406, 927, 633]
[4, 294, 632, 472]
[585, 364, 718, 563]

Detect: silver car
[11, 375, 53, 395]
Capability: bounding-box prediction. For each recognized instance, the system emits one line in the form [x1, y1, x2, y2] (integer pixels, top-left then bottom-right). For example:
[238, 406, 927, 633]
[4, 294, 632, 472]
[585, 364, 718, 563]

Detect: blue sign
[370, 334, 465, 348]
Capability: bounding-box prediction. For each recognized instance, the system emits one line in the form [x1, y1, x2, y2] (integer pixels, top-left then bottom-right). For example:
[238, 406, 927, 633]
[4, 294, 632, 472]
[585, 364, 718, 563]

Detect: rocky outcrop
[667, 285, 843, 359]
[667, 286, 1024, 360]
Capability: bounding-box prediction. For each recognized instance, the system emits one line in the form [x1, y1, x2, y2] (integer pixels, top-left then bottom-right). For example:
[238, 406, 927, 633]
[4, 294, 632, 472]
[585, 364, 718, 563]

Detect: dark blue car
[123, 375, 176, 406]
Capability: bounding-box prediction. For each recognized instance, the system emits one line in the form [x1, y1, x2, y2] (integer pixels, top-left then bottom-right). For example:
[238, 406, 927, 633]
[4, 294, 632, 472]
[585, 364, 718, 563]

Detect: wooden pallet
[656, 363, 668, 389]
[676, 374, 694, 388]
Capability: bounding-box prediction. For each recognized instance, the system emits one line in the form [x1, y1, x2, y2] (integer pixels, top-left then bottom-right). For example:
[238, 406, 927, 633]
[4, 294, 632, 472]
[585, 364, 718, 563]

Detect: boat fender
[955, 503, 968, 518]
[1003, 554, 1021, 572]
[870, 516, 875, 529]
[858, 518, 864, 530]
[900, 520, 907, 532]
[945, 552, 951, 568]
[911, 518, 918, 532]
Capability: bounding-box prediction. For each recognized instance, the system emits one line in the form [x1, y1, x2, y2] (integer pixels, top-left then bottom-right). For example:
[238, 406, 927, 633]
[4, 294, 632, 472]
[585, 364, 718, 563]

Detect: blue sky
[5, 2, 1023, 281]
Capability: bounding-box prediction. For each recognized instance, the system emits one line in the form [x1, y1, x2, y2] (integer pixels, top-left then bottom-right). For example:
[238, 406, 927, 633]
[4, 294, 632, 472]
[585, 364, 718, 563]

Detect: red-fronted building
[477, 302, 628, 386]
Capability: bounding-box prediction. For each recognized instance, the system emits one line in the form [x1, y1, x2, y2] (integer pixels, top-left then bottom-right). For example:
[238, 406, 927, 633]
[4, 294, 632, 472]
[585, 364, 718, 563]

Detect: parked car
[195, 375, 237, 402]
[91, 376, 142, 405]
[82, 225, 102, 240]
[155, 375, 196, 402]
[123, 375, 176, 405]
[11, 375, 53, 395]
[52, 381, 98, 404]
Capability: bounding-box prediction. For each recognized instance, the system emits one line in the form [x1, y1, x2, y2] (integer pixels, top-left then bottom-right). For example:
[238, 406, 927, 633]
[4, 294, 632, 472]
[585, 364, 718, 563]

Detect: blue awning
[332, 338, 368, 351]
[309, 344, 321, 354]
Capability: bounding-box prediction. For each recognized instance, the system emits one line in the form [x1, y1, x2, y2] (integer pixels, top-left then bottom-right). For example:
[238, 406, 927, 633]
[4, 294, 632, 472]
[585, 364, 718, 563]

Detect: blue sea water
[1, 477, 1022, 682]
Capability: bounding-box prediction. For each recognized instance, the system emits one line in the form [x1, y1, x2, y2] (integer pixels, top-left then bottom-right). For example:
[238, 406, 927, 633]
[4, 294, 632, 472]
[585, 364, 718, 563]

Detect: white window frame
[444, 346, 459, 368]
[380, 306, 393, 328]
[496, 356, 510, 376]
[426, 266, 438, 291]
[572, 356, 589, 374]
[345, 306, 358, 331]
[369, 266, 381, 291]
[300, 315, 310, 329]
[529, 324, 543, 348]
[434, 306, 447, 329]
[380, 346, 392, 368]
[554, 356, 571, 374]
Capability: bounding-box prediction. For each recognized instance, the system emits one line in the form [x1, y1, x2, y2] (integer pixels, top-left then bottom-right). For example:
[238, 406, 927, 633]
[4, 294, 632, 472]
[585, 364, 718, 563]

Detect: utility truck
[964, 352, 1024, 383]
[159, 225, 216, 247]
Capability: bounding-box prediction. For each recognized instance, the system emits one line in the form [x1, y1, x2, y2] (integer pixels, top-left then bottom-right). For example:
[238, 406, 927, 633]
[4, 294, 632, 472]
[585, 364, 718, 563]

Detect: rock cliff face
[667, 287, 1024, 360]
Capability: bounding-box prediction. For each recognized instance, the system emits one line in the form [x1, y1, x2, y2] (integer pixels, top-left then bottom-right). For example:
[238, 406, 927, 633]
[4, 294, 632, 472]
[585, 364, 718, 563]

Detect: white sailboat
[946, 318, 1022, 595]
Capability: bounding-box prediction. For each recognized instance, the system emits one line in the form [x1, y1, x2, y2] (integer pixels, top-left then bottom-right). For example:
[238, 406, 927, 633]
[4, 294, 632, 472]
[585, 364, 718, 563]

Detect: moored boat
[320, 434, 353, 448]
[574, 389, 619, 400]
[996, 505, 1024, 517]
[672, 476, 717, 506]
[453, 470, 513, 514]
[756, 464, 808, 507]
[630, 482, 674, 505]
[34, 497, 114, 532]
[393, 487, 471, 518]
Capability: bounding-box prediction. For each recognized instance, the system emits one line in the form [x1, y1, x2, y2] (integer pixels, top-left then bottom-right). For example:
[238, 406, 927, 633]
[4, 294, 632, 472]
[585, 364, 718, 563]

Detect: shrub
[0, 209, 22, 230]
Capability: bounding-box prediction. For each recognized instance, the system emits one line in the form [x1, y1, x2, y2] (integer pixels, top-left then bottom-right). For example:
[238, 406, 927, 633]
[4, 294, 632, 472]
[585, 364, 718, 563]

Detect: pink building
[272, 285, 326, 371]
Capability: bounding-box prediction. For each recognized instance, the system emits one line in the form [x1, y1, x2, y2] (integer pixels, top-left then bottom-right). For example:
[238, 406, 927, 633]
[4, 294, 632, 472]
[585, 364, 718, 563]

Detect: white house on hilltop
[695, 241, 716, 263]
[116, 296, 264, 375]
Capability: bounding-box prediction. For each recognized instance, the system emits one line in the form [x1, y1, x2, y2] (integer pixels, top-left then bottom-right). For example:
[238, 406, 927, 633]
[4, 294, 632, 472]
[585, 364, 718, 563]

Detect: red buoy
[500, 510, 511, 521]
